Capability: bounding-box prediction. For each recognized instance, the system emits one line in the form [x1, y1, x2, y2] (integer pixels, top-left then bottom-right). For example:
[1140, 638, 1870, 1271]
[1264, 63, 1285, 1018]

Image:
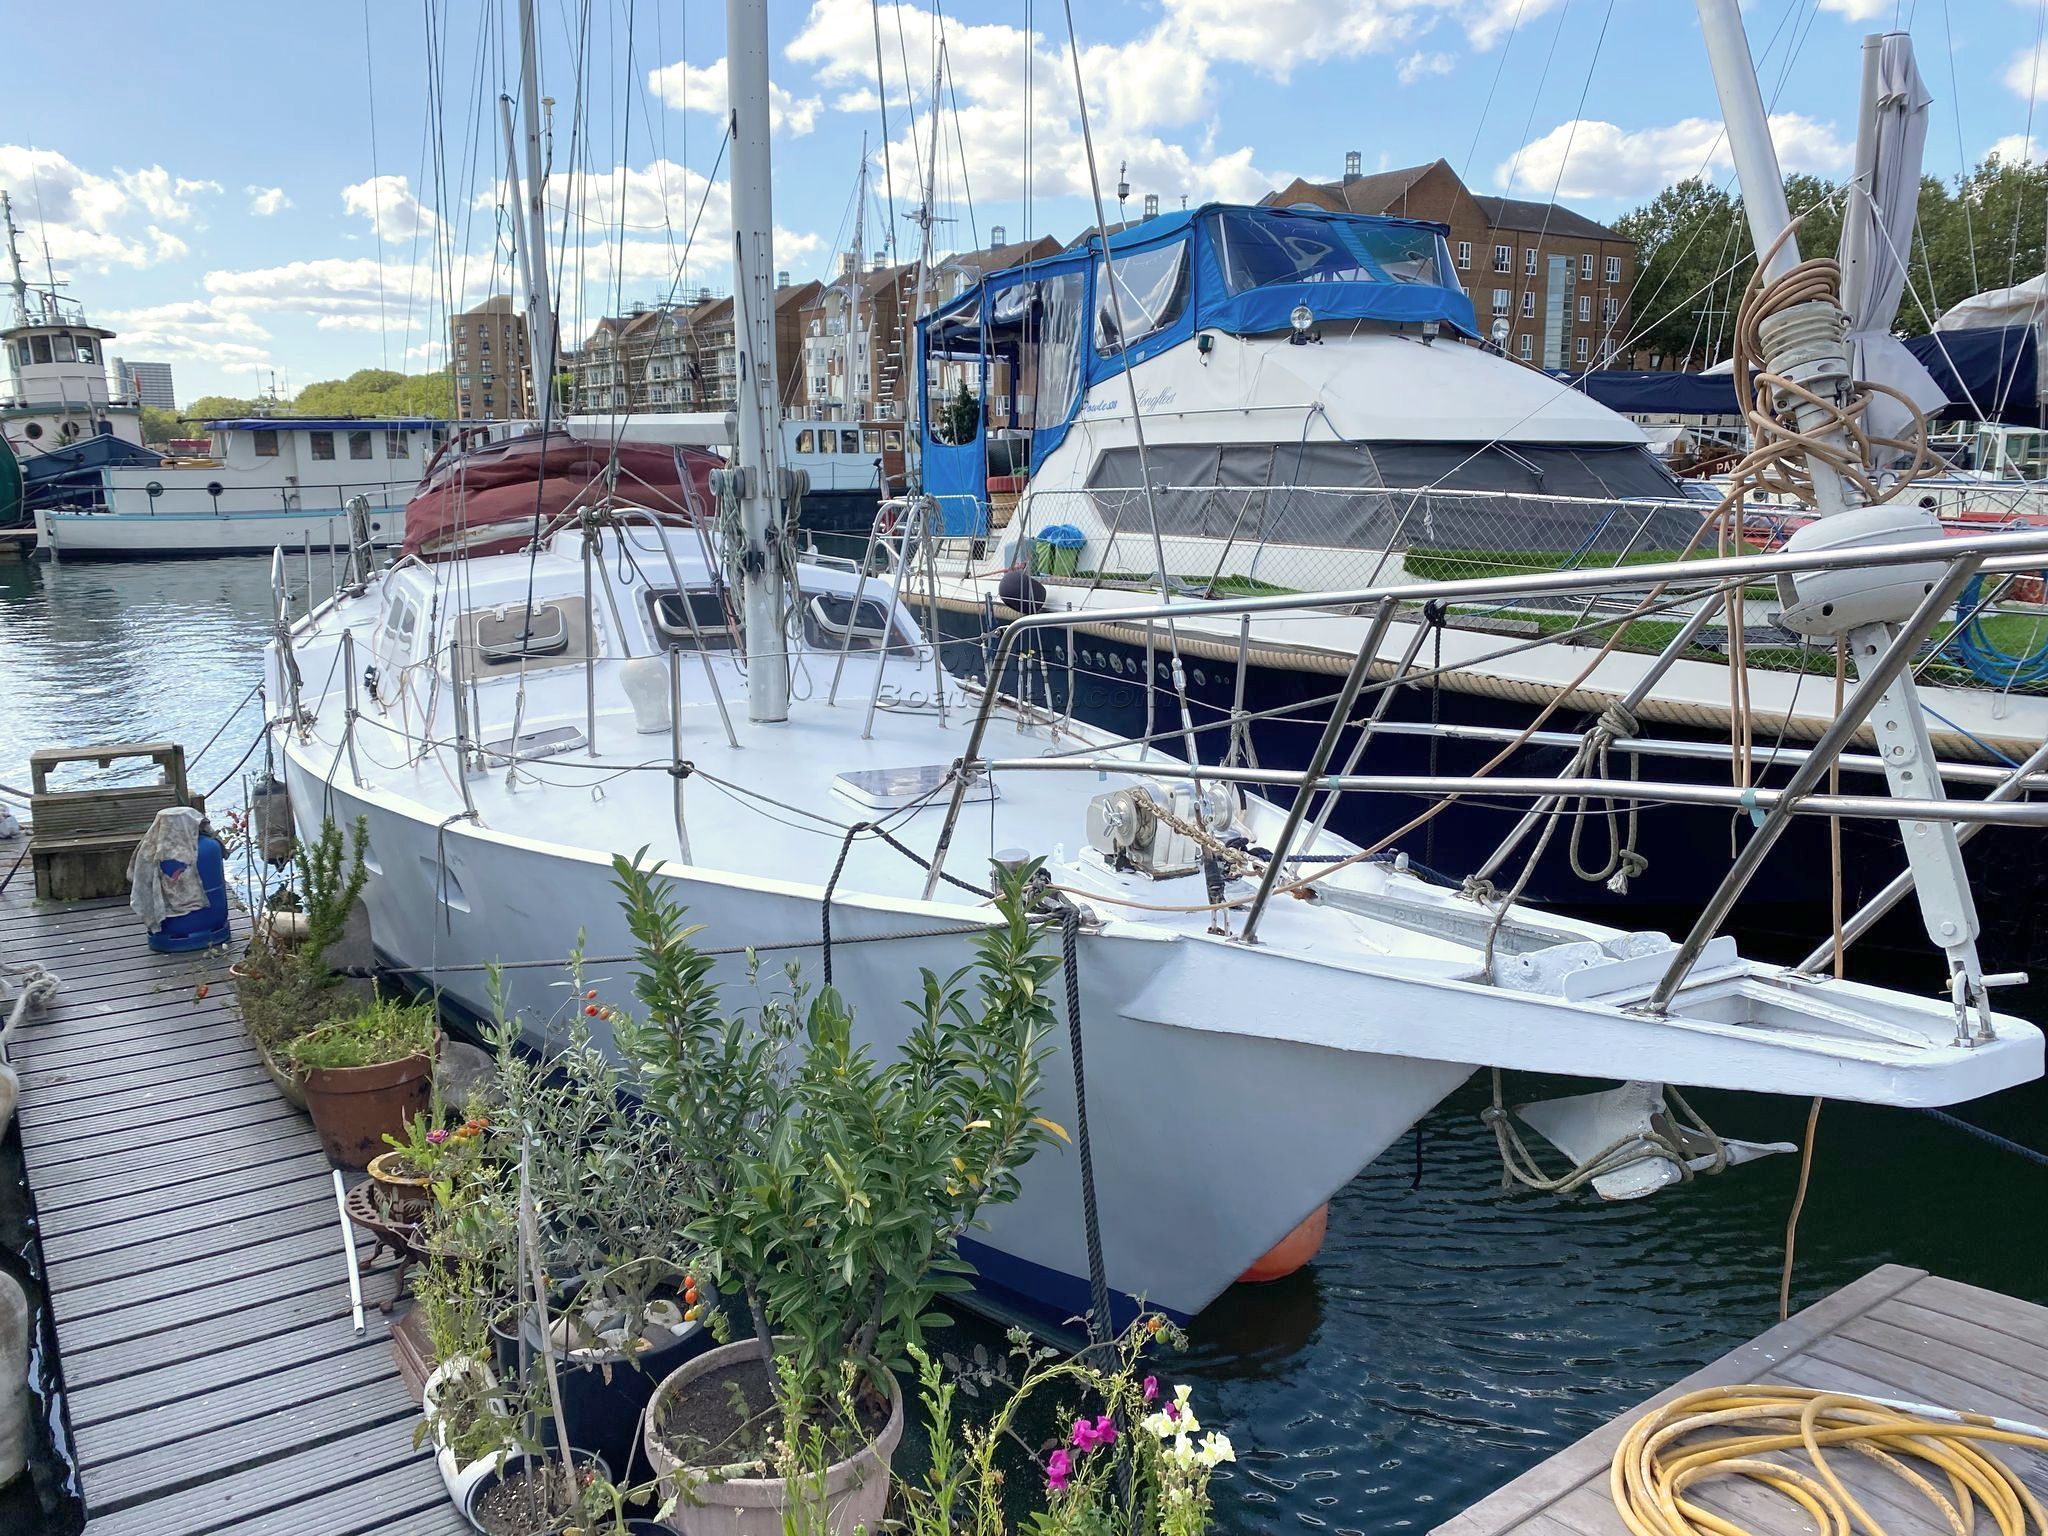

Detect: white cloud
[2006, 41, 2048, 102]
[1817, 0, 1890, 18]
[1989, 133, 2042, 165]
[1496, 112, 1852, 201]
[0, 146, 221, 271]
[647, 57, 824, 136]
[1398, 50, 1455, 85]
[341, 175, 441, 243]
[247, 185, 291, 217]
[787, 0, 1270, 207]
[96, 298, 273, 369]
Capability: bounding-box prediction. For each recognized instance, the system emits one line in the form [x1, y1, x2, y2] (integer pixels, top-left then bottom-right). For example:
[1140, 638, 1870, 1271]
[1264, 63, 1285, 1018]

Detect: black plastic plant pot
[462, 1447, 611, 1534]
[489, 1281, 717, 1478]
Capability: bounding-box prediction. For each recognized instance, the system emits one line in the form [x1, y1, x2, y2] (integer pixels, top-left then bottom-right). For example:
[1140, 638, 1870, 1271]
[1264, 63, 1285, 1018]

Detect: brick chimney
[777, 270, 790, 288]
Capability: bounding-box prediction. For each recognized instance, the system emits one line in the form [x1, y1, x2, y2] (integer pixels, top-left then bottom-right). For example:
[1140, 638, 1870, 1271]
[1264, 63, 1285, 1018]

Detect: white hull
[279, 751, 1468, 1319]
[35, 503, 406, 558]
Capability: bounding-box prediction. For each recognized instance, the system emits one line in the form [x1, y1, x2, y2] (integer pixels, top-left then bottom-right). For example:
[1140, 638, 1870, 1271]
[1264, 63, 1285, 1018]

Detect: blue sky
[2, 0, 2040, 401]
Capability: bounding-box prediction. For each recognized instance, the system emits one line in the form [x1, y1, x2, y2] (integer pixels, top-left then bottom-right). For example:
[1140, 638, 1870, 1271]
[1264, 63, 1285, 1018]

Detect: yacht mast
[727, 0, 791, 721]
[3, 193, 27, 327]
[844, 138, 867, 422]
[1687, 0, 1989, 1029]
[516, 0, 558, 424]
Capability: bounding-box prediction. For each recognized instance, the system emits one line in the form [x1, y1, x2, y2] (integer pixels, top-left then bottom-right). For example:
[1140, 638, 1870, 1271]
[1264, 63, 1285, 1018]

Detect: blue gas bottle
[149, 831, 233, 953]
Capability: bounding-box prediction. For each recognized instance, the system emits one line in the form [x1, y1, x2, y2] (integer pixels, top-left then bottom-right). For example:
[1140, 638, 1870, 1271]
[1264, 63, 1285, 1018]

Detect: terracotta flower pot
[300, 1047, 435, 1169]
[368, 1149, 435, 1204]
[643, 1338, 904, 1536]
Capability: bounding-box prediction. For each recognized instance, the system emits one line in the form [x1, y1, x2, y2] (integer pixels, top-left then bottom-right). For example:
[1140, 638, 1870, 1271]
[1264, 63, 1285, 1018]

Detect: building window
[1517, 333, 1533, 361]
[1581, 253, 1594, 280]
[1524, 248, 1537, 275]
[1605, 255, 1622, 283]
[1491, 289, 1509, 318]
[1602, 295, 1619, 322]
[1575, 336, 1590, 363]
[348, 430, 373, 460]
[254, 433, 279, 458]
[1578, 295, 1592, 322]
[1493, 244, 1511, 273]
[386, 430, 409, 458]
[309, 431, 335, 461]
[1520, 292, 1535, 319]
[1456, 241, 1471, 270]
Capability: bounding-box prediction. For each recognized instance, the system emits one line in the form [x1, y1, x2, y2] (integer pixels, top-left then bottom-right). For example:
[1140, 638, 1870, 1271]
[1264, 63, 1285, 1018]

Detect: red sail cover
[401, 429, 722, 561]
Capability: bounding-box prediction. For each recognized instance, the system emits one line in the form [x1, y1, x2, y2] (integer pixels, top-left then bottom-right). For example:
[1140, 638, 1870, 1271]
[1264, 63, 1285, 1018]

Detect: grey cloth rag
[128, 806, 207, 934]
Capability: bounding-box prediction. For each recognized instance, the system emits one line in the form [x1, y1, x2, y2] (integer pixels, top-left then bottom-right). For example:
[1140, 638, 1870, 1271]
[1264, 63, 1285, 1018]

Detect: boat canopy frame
[916, 204, 1482, 530]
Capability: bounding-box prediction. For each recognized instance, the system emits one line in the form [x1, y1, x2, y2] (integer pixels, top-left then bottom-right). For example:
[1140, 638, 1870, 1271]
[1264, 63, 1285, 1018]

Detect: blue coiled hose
[1949, 573, 2048, 687]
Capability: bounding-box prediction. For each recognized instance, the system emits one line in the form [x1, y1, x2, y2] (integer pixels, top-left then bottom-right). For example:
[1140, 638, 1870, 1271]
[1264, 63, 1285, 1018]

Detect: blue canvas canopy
[915, 203, 1481, 532]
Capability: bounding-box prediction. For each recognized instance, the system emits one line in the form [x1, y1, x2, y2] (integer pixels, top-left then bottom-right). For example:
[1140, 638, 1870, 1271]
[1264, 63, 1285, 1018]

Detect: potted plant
[238, 815, 371, 1105]
[288, 995, 438, 1168]
[482, 1001, 715, 1481]
[615, 854, 1065, 1536]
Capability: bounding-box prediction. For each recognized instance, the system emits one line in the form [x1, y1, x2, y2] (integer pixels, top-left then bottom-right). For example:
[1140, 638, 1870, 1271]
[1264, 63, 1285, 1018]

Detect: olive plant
[610, 852, 1063, 1434]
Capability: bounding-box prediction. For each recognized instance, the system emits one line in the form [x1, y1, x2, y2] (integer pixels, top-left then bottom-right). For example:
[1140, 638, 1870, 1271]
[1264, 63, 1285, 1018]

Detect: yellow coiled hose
[1612, 1387, 2048, 1536]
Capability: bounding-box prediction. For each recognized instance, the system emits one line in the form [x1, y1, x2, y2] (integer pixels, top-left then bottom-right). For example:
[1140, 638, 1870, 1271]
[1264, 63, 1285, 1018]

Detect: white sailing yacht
[268, 0, 2045, 1323]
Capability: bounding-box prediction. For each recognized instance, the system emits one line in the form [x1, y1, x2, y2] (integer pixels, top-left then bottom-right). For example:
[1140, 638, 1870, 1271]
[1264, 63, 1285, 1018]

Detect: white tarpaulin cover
[127, 806, 206, 934]
[1838, 32, 1947, 444]
[1937, 273, 2048, 333]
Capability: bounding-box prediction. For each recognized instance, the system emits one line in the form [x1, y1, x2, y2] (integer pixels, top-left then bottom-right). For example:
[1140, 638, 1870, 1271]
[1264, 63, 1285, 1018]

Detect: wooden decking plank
[10, 990, 242, 1044]
[22, 1076, 288, 1149]
[33, 1127, 325, 1215]
[80, 1414, 437, 1536]
[43, 1222, 347, 1321]
[25, 1095, 313, 1168]
[85, 1375, 419, 1513]
[1827, 1317, 2048, 1419]
[40, 1168, 336, 1264]
[63, 1263, 398, 1391]
[60, 1248, 381, 1352]
[26, 1107, 309, 1187]
[11, 1010, 247, 1067]
[206, 1458, 472, 1536]
[1897, 1274, 2048, 1350]
[1430, 1267, 1928, 1536]
[72, 1338, 403, 1467]
[48, 1184, 343, 1290]
[21, 1056, 272, 1116]
[37, 1144, 324, 1232]
[70, 1324, 390, 1432]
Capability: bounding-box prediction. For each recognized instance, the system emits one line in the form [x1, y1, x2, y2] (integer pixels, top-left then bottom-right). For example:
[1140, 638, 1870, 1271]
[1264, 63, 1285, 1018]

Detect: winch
[1086, 781, 1237, 879]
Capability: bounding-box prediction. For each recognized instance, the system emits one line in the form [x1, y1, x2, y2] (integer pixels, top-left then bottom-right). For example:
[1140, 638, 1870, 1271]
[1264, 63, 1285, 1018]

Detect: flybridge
[915, 203, 1483, 497]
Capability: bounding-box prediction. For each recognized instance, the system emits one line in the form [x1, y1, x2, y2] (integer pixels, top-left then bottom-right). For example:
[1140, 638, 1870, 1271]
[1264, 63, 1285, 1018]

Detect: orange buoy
[1236, 1204, 1328, 1284]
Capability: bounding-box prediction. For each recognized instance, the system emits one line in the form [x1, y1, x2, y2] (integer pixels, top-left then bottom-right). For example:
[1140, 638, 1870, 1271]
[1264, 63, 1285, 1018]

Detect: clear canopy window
[1093, 243, 1191, 355]
[1208, 211, 1451, 293]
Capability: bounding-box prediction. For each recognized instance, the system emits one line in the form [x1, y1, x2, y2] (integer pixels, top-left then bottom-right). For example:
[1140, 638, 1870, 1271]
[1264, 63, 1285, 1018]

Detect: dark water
[1, 554, 2044, 1535]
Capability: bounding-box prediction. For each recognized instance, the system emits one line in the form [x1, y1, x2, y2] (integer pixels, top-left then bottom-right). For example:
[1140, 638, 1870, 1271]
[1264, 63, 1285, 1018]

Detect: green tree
[180, 393, 265, 423]
[138, 406, 187, 445]
[1614, 177, 1751, 368]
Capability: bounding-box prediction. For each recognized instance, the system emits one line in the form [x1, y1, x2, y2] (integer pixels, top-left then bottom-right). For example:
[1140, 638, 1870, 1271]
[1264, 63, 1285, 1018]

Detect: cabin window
[1092, 241, 1190, 355]
[796, 429, 816, 452]
[840, 429, 860, 454]
[29, 335, 50, 364]
[645, 589, 737, 650]
[386, 430, 409, 458]
[884, 430, 902, 450]
[459, 597, 595, 675]
[75, 338, 94, 363]
[52, 334, 75, 363]
[254, 433, 280, 457]
[309, 431, 336, 460]
[349, 430, 373, 460]
[862, 429, 881, 453]
[800, 591, 912, 654]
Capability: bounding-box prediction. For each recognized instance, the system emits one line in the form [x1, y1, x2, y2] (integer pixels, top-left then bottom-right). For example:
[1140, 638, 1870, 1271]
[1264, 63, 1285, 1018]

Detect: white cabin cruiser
[34, 416, 438, 559]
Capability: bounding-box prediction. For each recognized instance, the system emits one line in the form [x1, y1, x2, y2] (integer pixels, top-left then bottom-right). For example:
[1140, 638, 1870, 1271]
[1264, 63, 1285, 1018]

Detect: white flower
[1142, 1411, 1177, 1440]
[1196, 1433, 1236, 1468]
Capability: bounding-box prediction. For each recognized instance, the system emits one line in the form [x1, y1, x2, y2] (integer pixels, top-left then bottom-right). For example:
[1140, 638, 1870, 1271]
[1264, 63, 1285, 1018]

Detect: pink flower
[1143, 1376, 1158, 1402]
[1046, 1449, 1072, 1493]
[425, 1129, 448, 1145]
[1165, 1401, 1181, 1422]
[1091, 1415, 1116, 1447]
[1072, 1418, 1097, 1450]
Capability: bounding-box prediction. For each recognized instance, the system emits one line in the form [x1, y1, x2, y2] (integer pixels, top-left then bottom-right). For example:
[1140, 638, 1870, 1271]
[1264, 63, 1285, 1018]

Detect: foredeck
[1433, 1265, 2048, 1536]
[0, 872, 457, 1534]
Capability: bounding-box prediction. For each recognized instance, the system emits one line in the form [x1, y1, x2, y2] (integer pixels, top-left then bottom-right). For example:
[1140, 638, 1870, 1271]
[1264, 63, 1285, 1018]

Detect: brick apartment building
[1264, 155, 1635, 370]
[449, 295, 533, 420]
[565, 276, 820, 416]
